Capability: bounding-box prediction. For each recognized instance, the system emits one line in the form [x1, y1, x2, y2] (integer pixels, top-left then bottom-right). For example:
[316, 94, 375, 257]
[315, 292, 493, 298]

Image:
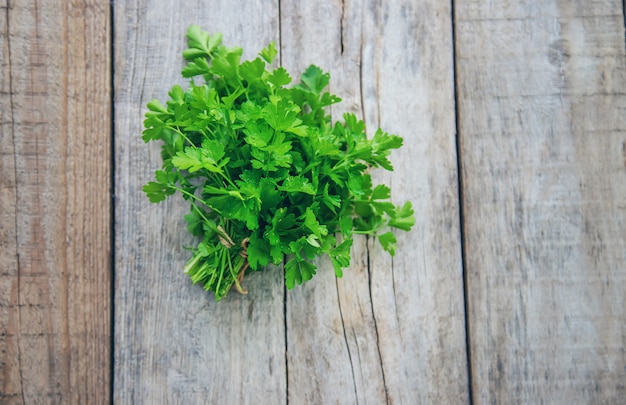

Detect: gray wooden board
[0, 1, 111, 403]
[281, 0, 469, 403]
[455, 0, 626, 403]
[114, 0, 469, 403]
[113, 0, 285, 403]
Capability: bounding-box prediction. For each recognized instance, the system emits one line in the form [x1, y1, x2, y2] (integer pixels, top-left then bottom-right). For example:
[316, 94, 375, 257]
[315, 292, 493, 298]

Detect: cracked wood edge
[113, 1, 285, 403]
[0, 1, 111, 403]
[282, 0, 469, 403]
[456, 1, 626, 403]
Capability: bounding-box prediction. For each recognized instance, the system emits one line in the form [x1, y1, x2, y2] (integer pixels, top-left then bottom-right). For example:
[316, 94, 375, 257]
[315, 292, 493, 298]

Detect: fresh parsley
[142, 25, 415, 300]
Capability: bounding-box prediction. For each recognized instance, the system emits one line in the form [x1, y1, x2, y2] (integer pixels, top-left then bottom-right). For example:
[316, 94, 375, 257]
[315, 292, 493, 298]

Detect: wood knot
[547, 39, 570, 67]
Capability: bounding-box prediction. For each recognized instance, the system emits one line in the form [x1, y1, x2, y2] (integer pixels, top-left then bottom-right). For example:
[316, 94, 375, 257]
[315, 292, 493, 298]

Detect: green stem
[226, 250, 245, 293]
[352, 230, 376, 235]
[190, 202, 211, 224]
[169, 186, 230, 239]
[215, 249, 224, 297]
[167, 125, 195, 145]
[171, 186, 208, 207]
[219, 171, 237, 189]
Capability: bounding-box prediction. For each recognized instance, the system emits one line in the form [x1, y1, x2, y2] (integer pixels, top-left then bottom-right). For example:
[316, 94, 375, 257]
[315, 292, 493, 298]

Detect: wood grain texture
[0, 1, 111, 404]
[455, 0, 626, 403]
[281, 0, 468, 403]
[113, 1, 285, 403]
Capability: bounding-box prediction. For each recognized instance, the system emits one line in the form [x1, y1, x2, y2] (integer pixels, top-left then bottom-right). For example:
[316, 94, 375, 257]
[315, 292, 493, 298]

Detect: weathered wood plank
[113, 1, 285, 403]
[0, 1, 111, 404]
[456, 1, 626, 403]
[281, 1, 469, 403]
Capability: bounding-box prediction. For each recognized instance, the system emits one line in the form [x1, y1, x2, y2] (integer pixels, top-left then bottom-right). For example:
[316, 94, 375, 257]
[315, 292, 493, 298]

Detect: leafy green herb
[142, 26, 415, 301]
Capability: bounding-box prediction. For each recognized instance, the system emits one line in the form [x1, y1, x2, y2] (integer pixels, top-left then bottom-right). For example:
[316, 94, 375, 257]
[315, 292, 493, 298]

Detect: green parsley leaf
[279, 176, 316, 195]
[184, 25, 222, 60]
[143, 181, 172, 203]
[268, 67, 292, 87]
[240, 58, 266, 83]
[247, 232, 270, 270]
[378, 231, 397, 256]
[389, 201, 416, 231]
[297, 65, 330, 94]
[259, 42, 277, 64]
[328, 239, 353, 277]
[285, 258, 317, 289]
[182, 57, 211, 78]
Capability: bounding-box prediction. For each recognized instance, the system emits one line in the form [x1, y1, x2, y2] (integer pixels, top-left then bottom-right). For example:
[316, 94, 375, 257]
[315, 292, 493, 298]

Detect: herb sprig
[143, 25, 415, 300]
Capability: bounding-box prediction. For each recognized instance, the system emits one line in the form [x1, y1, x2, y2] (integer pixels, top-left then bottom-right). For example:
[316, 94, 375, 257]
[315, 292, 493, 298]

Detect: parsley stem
[171, 186, 209, 207]
[167, 125, 195, 146]
[226, 249, 245, 294]
[215, 249, 224, 297]
[190, 202, 211, 223]
[171, 186, 233, 241]
[219, 172, 237, 189]
[352, 222, 387, 235]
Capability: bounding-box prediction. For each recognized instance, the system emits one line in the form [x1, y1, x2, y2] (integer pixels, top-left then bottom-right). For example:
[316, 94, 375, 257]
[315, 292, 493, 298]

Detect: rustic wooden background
[1, 0, 625, 403]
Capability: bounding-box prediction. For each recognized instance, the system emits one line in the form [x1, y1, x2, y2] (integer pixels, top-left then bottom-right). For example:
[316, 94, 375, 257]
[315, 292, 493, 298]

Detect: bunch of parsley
[142, 25, 415, 301]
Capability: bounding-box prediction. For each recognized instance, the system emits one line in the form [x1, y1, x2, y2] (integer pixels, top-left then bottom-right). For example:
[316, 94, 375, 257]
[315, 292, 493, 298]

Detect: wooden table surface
[1, 0, 625, 403]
